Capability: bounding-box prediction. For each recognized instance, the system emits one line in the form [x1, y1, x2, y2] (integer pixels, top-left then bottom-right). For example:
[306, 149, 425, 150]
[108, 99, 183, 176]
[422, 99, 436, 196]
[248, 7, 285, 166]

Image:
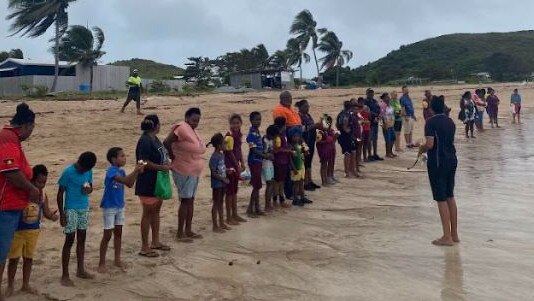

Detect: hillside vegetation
[110, 58, 184, 79]
[325, 30, 534, 86]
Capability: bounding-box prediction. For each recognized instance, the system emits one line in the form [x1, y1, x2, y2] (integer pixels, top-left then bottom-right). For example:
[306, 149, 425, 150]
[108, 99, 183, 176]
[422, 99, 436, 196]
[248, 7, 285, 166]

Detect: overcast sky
[1, 0, 534, 77]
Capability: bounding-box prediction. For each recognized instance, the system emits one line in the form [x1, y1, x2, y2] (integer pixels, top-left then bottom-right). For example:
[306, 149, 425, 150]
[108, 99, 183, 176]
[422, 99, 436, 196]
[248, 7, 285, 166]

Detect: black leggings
[465, 120, 475, 137]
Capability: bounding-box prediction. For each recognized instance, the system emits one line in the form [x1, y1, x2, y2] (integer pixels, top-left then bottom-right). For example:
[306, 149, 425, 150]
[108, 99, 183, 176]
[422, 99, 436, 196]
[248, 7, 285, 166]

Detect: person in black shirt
[419, 95, 459, 247]
[365, 89, 383, 161]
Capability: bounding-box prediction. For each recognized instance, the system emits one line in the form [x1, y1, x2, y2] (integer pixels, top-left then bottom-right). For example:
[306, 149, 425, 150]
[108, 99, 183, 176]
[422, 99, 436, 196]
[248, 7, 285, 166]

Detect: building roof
[0, 58, 75, 67]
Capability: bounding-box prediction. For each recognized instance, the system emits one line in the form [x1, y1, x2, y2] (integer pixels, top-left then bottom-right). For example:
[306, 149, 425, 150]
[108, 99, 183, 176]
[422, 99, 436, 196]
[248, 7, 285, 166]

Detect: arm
[113, 165, 144, 188]
[57, 186, 67, 227]
[2, 170, 40, 203]
[210, 169, 229, 184]
[43, 193, 59, 221]
[163, 130, 178, 161]
[418, 136, 434, 156]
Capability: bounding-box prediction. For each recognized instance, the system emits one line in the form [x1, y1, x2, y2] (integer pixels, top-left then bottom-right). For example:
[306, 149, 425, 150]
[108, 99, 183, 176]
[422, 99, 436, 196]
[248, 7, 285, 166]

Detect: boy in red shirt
[358, 98, 372, 162]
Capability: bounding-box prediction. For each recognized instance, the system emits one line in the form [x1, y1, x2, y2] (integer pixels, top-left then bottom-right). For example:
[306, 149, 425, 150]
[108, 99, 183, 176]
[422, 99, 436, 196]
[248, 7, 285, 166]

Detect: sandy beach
[1, 83, 533, 300]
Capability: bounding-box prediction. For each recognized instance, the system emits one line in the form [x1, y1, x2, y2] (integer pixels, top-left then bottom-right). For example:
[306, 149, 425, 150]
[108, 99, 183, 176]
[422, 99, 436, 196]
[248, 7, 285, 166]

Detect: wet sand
[1, 84, 533, 300]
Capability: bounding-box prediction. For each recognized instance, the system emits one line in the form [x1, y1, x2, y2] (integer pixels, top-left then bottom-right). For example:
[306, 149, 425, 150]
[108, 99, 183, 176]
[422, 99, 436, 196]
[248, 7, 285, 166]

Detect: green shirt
[128, 76, 142, 87]
[390, 99, 402, 121]
[292, 144, 304, 170]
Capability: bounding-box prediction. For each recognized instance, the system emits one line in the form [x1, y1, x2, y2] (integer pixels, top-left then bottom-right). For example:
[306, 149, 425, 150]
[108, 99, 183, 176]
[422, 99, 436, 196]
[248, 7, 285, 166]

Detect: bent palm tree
[290, 10, 325, 83]
[318, 31, 353, 87]
[286, 38, 310, 85]
[7, 0, 77, 92]
[268, 50, 291, 70]
[57, 25, 106, 93]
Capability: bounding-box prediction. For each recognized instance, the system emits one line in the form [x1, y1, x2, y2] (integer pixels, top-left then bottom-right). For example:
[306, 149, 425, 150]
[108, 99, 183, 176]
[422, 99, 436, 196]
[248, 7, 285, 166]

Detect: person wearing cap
[364, 89, 383, 161]
[120, 69, 143, 115]
[400, 86, 417, 148]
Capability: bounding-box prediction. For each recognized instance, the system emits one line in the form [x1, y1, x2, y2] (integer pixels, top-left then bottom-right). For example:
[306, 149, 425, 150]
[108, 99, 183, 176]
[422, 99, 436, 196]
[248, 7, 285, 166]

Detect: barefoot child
[98, 147, 144, 273]
[511, 88, 521, 124]
[316, 115, 337, 186]
[224, 114, 247, 225]
[358, 98, 372, 162]
[273, 117, 293, 208]
[57, 152, 97, 286]
[262, 125, 278, 211]
[208, 133, 231, 233]
[288, 127, 312, 206]
[6, 165, 59, 297]
[246, 112, 268, 218]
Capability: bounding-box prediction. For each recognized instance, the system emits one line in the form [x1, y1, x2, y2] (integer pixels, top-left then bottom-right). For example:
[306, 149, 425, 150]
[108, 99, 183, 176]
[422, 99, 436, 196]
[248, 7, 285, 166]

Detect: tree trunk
[51, 21, 60, 92]
[89, 64, 94, 94]
[299, 65, 303, 90]
[312, 48, 321, 87]
[336, 66, 340, 87]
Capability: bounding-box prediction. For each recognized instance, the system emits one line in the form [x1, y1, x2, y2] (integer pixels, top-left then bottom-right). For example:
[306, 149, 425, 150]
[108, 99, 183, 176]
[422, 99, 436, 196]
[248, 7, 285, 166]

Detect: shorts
[139, 196, 162, 206]
[225, 171, 239, 196]
[514, 104, 521, 114]
[291, 168, 305, 181]
[403, 117, 415, 135]
[361, 131, 370, 146]
[383, 127, 396, 144]
[0, 210, 22, 263]
[370, 125, 379, 142]
[274, 163, 289, 182]
[64, 209, 89, 234]
[8, 229, 40, 259]
[394, 120, 402, 132]
[127, 90, 141, 109]
[249, 162, 263, 190]
[304, 145, 315, 169]
[102, 207, 125, 230]
[172, 171, 199, 199]
[428, 162, 457, 202]
[338, 133, 356, 155]
[262, 164, 275, 182]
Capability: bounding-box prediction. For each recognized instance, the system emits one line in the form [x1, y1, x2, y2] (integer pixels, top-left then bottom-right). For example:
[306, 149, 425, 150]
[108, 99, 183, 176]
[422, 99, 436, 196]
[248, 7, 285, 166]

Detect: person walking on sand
[163, 108, 207, 242]
[120, 69, 143, 115]
[511, 88, 522, 124]
[418, 95, 459, 247]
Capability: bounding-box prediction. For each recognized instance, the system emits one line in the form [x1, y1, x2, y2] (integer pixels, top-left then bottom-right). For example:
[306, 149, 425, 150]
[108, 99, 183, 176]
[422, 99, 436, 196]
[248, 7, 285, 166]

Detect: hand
[161, 165, 171, 172]
[292, 170, 298, 176]
[28, 186, 40, 204]
[223, 178, 230, 185]
[413, 117, 417, 122]
[169, 153, 176, 161]
[60, 215, 67, 227]
[82, 185, 92, 195]
[51, 210, 60, 222]
[134, 163, 146, 173]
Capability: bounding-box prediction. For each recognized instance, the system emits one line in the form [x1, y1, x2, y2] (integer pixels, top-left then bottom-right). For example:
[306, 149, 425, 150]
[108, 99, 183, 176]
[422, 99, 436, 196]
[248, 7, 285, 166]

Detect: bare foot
[281, 203, 292, 208]
[5, 286, 15, 297]
[213, 227, 226, 233]
[21, 285, 38, 294]
[185, 232, 203, 239]
[220, 223, 231, 230]
[227, 219, 239, 225]
[432, 238, 454, 246]
[234, 215, 247, 222]
[256, 210, 266, 216]
[175, 235, 194, 243]
[61, 277, 75, 287]
[136, 111, 144, 116]
[452, 236, 460, 243]
[97, 264, 108, 274]
[247, 212, 259, 218]
[264, 206, 273, 212]
[76, 270, 95, 279]
[114, 261, 127, 270]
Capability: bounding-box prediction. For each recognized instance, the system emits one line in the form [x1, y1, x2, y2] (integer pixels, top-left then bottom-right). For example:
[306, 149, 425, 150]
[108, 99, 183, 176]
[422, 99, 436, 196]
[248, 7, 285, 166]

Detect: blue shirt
[209, 152, 226, 189]
[58, 164, 92, 210]
[100, 166, 126, 209]
[511, 94, 521, 105]
[400, 94, 415, 118]
[18, 202, 42, 230]
[246, 127, 264, 165]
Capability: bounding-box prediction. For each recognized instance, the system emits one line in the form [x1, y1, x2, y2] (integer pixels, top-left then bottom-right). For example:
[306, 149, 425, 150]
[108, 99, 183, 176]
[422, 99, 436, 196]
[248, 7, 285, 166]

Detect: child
[511, 88, 521, 124]
[98, 147, 144, 273]
[6, 165, 59, 297]
[288, 127, 312, 206]
[358, 97, 371, 162]
[224, 114, 247, 225]
[316, 115, 337, 186]
[262, 125, 278, 211]
[246, 112, 267, 218]
[273, 117, 293, 208]
[57, 151, 97, 287]
[208, 133, 230, 233]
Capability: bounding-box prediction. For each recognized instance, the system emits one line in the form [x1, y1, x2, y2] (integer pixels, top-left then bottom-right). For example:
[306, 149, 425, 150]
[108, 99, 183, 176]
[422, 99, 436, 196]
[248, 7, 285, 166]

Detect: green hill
[333, 30, 534, 85]
[109, 58, 184, 79]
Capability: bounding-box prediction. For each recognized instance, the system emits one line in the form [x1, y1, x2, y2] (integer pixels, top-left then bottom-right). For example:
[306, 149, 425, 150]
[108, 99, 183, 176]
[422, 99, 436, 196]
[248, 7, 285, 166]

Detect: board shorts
[249, 162, 263, 190]
[262, 163, 275, 182]
[428, 161, 457, 202]
[514, 103, 521, 114]
[403, 117, 415, 135]
[394, 120, 402, 132]
[291, 168, 305, 182]
[8, 229, 40, 259]
[102, 207, 125, 230]
[172, 171, 199, 199]
[383, 127, 396, 144]
[64, 209, 89, 234]
[127, 89, 141, 109]
[338, 133, 356, 155]
[0, 210, 23, 263]
[274, 163, 289, 182]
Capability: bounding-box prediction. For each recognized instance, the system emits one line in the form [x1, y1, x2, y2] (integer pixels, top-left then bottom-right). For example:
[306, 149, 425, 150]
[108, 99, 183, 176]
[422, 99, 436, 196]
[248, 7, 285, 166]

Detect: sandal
[151, 244, 171, 251]
[138, 251, 160, 257]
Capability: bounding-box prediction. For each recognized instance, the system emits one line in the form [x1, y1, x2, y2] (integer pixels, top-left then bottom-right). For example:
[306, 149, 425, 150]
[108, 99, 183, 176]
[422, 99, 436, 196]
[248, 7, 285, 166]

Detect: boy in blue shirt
[57, 152, 97, 287]
[98, 147, 144, 273]
[246, 112, 268, 217]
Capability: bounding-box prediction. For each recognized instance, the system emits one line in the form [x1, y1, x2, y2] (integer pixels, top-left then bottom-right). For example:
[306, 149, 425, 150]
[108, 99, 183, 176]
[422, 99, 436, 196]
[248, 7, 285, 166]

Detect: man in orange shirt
[272, 91, 302, 128]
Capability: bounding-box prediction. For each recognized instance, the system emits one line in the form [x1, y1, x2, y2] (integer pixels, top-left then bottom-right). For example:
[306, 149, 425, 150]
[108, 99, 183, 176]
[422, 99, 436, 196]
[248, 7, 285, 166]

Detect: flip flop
[138, 251, 160, 257]
[151, 244, 171, 251]
[187, 233, 203, 239]
[176, 237, 194, 243]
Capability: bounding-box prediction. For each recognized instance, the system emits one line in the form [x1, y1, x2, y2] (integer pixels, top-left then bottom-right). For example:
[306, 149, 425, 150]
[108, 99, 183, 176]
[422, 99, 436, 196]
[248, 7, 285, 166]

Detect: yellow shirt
[128, 76, 141, 87]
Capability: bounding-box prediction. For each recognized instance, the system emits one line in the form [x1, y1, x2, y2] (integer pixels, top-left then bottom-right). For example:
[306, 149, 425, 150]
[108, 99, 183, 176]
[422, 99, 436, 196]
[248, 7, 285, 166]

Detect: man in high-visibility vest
[120, 69, 143, 115]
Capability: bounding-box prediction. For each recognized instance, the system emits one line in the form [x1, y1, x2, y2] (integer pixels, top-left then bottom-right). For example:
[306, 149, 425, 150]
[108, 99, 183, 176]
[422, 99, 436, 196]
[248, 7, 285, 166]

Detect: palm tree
[289, 10, 326, 83]
[7, 0, 77, 92]
[57, 25, 106, 93]
[286, 38, 310, 85]
[251, 43, 269, 68]
[268, 50, 291, 70]
[318, 31, 353, 87]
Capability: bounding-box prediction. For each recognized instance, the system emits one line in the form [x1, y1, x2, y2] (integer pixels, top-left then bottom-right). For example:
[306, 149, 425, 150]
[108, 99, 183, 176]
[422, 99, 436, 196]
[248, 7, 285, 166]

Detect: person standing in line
[418, 95, 459, 247]
[473, 89, 487, 131]
[120, 69, 144, 115]
[400, 86, 417, 148]
[511, 88, 522, 124]
[379, 93, 397, 158]
[390, 91, 403, 152]
[365, 89, 383, 161]
[486, 87, 500, 128]
[296, 99, 322, 191]
[422, 90, 433, 122]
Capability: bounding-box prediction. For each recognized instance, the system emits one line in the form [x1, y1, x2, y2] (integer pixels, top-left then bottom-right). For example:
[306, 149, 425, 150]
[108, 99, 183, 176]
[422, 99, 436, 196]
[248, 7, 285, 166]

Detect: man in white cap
[120, 69, 143, 115]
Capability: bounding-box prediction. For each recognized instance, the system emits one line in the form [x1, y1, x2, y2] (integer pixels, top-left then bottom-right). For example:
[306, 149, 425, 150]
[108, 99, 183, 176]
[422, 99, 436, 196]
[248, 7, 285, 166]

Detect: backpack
[336, 110, 352, 133]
